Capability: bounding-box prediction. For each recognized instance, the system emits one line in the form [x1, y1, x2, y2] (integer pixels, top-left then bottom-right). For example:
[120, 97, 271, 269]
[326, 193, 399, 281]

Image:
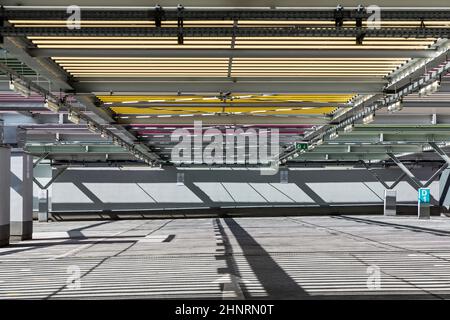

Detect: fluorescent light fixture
[343, 123, 354, 133]
[387, 101, 403, 113]
[362, 113, 375, 124]
[419, 80, 440, 97]
[122, 100, 139, 104]
[68, 111, 81, 124]
[112, 138, 121, 146]
[9, 80, 30, 98]
[44, 99, 60, 113]
[329, 131, 339, 140]
[275, 108, 292, 111]
[87, 122, 99, 133]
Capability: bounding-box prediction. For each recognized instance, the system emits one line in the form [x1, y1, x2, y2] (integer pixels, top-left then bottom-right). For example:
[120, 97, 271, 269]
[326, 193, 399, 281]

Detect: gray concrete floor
[2, 215, 450, 299]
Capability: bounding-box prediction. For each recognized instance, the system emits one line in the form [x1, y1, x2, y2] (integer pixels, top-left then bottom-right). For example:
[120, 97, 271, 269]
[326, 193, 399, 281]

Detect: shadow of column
[223, 218, 309, 299]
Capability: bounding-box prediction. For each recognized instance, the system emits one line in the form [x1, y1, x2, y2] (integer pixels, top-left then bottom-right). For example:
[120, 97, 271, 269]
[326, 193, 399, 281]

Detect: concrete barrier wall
[46, 166, 441, 212]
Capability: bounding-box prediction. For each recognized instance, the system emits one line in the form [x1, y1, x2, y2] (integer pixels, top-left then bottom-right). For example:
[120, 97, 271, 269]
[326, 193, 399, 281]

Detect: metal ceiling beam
[1, 37, 73, 92]
[74, 94, 163, 161]
[26, 144, 127, 154]
[29, 48, 436, 59]
[4, 8, 450, 20]
[3, 26, 450, 38]
[347, 125, 450, 133]
[71, 81, 384, 94]
[386, 152, 423, 188]
[116, 115, 329, 125]
[326, 134, 450, 143]
[361, 160, 407, 189]
[429, 141, 450, 165]
[293, 152, 391, 161]
[107, 101, 348, 108]
[72, 77, 388, 84]
[0, 61, 162, 164]
[309, 145, 423, 153]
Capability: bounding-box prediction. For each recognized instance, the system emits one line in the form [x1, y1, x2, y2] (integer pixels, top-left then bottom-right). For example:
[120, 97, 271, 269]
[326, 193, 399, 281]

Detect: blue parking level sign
[418, 188, 431, 204]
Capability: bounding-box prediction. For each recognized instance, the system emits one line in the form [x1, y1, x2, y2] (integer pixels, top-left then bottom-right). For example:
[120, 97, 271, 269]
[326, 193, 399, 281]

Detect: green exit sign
[295, 142, 308, 150]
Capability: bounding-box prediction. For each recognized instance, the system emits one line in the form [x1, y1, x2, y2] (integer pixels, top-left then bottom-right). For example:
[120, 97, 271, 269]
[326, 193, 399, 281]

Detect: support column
[34, 162, 53, 222]
[418, 188, 431, 220]
[38, 189, 49, 222]
[0, 146, 11, 246]
[10, 151, 33, 240]
[384, 189, 397, 216]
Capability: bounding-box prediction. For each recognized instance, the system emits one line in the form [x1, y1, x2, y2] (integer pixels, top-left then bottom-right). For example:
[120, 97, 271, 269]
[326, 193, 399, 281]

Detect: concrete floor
[1, 215, 450, 299]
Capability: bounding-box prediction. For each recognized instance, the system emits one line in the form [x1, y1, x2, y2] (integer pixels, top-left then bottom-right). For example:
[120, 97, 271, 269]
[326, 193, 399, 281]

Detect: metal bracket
[387, 152, 448, 190]
[33, 166, 67, 190]
[177, 5, 184, 45]
[334, 5, 345, 27]
[33, 152, 49, 168]
[387, 152, 423, 189]
[355, 5, 365, 45]
[361, 160, 406, 189]
[154, 5, 164, 28]
[429, 142, 450, 166]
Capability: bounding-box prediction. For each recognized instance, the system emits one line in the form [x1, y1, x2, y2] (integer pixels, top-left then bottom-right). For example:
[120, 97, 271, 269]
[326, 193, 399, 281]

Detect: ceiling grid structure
[1, 5, 450, 166]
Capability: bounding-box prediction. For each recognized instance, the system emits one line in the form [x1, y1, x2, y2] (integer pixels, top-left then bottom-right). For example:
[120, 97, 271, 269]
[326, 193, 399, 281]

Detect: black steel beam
[29, 48, 436, 58]
[4, 8, 450, 21]
[70, 80, 384, 94]
[2, 26, 450, 37]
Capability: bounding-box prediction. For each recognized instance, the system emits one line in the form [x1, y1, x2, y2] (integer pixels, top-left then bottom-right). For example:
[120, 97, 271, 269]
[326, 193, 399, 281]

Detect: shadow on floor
[222, 218, 309, 299]
[336, 215, 450, 237]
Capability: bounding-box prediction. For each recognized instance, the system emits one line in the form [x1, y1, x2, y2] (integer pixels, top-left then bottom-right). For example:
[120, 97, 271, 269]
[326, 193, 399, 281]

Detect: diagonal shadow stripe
[223, 218, 309, 299]
[295, 182, 329, 207]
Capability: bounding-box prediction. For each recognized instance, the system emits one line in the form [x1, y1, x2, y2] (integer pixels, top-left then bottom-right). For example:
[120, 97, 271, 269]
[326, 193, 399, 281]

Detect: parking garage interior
[2, 1, 450, 301]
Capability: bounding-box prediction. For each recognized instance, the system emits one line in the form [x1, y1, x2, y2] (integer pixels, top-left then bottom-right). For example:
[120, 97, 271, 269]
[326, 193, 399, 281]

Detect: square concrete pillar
[418, 203, 431, 219]
[10, 152, 33, 240]
[34, 163, 52, 222]
[418, 188, 431, 220]
[384, 189, 397, 216]
[38, 189, 49, 222]
[0, 146, 11, 246]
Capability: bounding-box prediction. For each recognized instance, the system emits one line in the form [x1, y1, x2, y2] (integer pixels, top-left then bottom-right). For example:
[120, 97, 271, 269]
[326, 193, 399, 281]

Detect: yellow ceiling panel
[98, 94, 354, 104]
[110, 106, 337, 115]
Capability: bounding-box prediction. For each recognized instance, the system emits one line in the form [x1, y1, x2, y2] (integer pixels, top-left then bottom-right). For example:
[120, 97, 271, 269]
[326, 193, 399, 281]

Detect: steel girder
[28, 48, 436, 59]
[4, 8, 450, 21]
[2, 26, 450, 37]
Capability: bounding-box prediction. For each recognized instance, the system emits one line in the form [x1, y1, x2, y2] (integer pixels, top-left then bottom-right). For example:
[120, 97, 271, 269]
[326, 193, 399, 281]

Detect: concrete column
[418, 188, 431, 220]
[38, 189, 49, 222]
[0, 146, 11, 246]
[418, 203, 431, 219]
[384, 189, 397, 216]
[10, 151, 33, 240]
[34, 162, 52, 222]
